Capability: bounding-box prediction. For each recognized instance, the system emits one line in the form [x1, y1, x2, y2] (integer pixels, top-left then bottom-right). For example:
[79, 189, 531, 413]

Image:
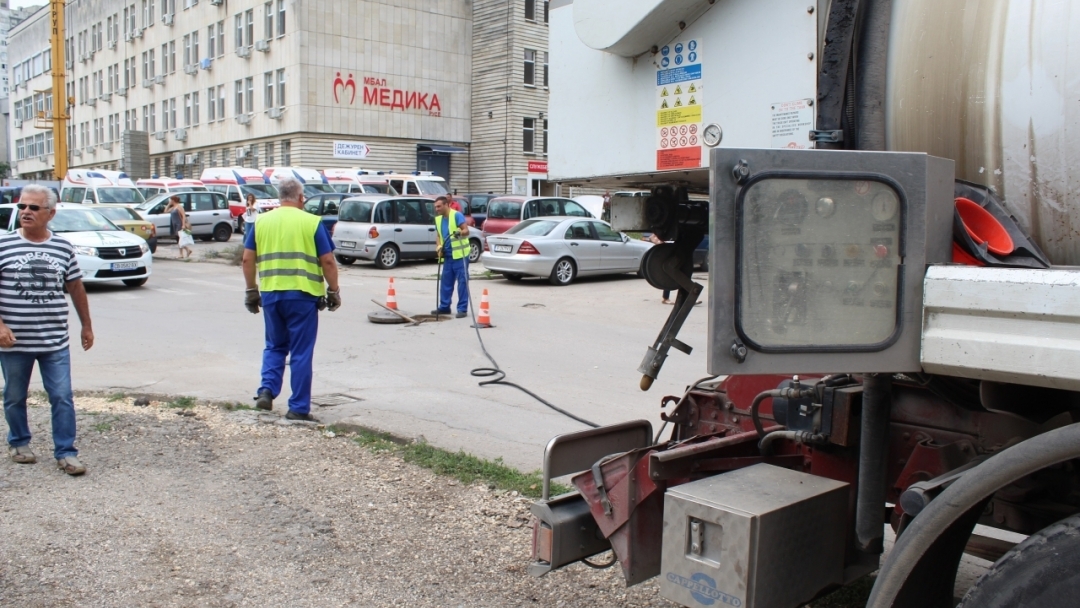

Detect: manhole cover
[522, 303, 546, 309]
[311, 393, 362, 407]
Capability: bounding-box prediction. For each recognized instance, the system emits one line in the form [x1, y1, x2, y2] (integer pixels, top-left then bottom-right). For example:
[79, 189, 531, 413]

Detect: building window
[183, 34, 191, 66]
[193, 91, 199, 124]
[162, 0, 175, 18]
[192, 31, 199, 63]
[207, 87, 216, 120]
[208, 24, 216, 57]
[170, 98, 177, 130]
[543, 120, 548, 155]
[276, 68, 285, 108]
[264, 71, 273, 108]
[265, 142, 274, 166]
[281, 140, 290, 165]
[143, 0, 154, 28]
[209, 149, 216, 167]
[235, 13, 243, 49]
[149, 104, 157, 132]
[525, 0, 535, 21]
[245, 9, 254, 47]
[161, 100, 170, 130]
[245, 77, 254, 113]
[217, 84, 226, 119]
[277, 0, 285, 36]
[543, 52, 549, 87]
[216, 21, 225, 57]
[523, 118, 535, 153]
[544, 1, 549, 23]
[264, 2, 273, 40]
[184, 94, 191, 126]
[235, 79, 243, 115]
[524, 49, 536, 86]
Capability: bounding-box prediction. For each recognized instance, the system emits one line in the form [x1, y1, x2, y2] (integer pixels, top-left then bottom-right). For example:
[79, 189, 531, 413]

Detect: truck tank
[886, 0, 1080, 264]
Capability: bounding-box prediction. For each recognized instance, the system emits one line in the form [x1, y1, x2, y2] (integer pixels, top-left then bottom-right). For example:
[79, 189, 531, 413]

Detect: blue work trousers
[260, 298, 319, 414]
[439, 257, 469, 313]
[0, 348, 78, 459]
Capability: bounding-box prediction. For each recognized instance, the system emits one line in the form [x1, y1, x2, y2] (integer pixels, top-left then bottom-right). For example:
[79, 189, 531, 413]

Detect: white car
[2, 203, 152, 287]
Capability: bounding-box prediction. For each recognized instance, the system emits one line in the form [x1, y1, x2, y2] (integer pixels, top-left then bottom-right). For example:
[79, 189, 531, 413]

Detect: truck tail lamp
[708, 148, 955, 375]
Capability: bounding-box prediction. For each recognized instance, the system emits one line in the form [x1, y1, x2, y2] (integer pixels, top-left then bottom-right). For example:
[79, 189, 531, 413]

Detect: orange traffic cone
[386, 277, 398, 310]
[473, 288, 493, 328]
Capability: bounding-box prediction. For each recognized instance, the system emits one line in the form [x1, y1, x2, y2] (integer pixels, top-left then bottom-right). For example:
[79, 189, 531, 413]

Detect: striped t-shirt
[0, 231, 83, 353]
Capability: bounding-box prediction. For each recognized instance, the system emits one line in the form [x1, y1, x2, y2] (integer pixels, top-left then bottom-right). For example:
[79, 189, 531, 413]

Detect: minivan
[136, 191, 235, 242]
[60, 170, 145, 205]
[481, 196, 593, 236]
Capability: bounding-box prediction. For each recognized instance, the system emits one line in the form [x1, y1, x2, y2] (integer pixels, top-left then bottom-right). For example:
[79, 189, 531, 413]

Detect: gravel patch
[0, 397, 669, 607]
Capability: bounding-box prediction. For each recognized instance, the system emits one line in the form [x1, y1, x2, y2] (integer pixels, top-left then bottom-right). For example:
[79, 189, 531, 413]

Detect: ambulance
[321, 168, 398, 195]
[384, 171, 449, 196]
[135, 178, 207, 199]
[261, 167, 336, 197]
[59, 170, 145, 205]
[200, 167, 281, 228]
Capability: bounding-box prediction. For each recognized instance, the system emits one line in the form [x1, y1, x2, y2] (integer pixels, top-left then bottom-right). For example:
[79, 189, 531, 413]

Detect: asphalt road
[65, 253, 710, 471]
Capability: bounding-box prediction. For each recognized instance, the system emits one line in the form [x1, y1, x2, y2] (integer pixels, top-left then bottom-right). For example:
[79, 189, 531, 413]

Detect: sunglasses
[16, 203, 47, 212]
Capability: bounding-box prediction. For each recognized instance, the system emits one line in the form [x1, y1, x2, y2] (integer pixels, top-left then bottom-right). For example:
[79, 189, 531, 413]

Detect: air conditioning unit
[38, 155, 47, 162]
[12, 118, 21, 128]
[235, 146, 248, 159]
[163, 13, 174, 26]
[72, 149, 83, 157]
[174, 128, 187, 141]
[154, 131, 166, 141]
[268, 107, 284, 119]
[255, 40, 270, 52]
[173, 151, 186, 164]
[86, 97, 97, 106]
[236, 113, 252, 125]
[185, 153, 198, 164]
[236, 46, 251, 59]
[153, 75, 165, 85]
[116, 87, 128, 97]
[125, 32, 133, 42]
[210, 0, 223, 5]
[200, 57, 212, 71]
[102, 142, 114, 151]
[79, 53, 87, 63]
[100, 92, 112, 102]
[86, 144, 96, 153]
[184, 64, 197, 75]
[135, 28, 144, 38]
[109, 39, 117, 49]
[143, 79, 153, 88]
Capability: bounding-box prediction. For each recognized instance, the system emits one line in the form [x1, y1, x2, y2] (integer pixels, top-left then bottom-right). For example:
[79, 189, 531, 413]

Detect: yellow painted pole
[49, 0, 67, 180]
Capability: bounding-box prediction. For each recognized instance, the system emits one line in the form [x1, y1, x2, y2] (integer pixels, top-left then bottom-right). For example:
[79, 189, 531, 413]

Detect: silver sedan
[481, 217, 653, 285]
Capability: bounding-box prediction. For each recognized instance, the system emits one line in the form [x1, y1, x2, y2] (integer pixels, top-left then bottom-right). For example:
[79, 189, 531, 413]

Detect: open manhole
[311, 393, 363, 407]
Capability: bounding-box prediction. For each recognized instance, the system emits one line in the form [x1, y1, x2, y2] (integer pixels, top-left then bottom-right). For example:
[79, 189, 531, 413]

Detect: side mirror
[622, 234, 630, 243]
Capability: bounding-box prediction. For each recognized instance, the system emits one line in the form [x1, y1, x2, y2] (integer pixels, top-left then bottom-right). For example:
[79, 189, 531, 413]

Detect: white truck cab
[60, 170, 145, 205]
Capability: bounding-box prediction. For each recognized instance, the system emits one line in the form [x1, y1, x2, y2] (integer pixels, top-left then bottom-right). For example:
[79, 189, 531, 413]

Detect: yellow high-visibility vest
[254, 206, 325, 296]
[435, 212, 470, 260]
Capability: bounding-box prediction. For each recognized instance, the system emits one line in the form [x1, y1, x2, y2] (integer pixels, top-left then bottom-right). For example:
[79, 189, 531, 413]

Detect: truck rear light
[518, 241, 539, 255]
[369, 226, 379, 238]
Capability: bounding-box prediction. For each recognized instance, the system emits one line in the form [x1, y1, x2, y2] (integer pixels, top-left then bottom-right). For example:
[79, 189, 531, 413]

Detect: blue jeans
[0, 348, 78, 459]
[259, 298, 318, 414]
[439, 257, 469, 313]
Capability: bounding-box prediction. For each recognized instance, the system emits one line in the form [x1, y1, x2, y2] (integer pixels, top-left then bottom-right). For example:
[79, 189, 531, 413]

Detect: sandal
[9, 445, 37, 464]
[56, 456, 86, 476]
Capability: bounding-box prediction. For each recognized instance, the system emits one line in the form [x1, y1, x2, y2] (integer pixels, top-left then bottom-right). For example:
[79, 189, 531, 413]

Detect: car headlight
[139, 242, 149, 254]
[74, 246, 98, 257]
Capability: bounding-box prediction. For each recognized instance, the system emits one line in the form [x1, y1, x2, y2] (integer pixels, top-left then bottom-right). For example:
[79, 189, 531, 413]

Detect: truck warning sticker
[770, 98, 815, 149]
[656, 38, 703, 170]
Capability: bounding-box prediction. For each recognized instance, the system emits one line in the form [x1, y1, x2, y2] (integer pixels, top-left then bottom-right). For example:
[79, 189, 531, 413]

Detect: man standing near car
[0, 185, 94, 475]
[242, 177, 341, 421]
[433, 195, 470, 318]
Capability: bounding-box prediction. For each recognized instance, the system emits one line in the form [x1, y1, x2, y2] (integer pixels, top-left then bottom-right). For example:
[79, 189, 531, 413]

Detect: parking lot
[69, 248, 710, 470]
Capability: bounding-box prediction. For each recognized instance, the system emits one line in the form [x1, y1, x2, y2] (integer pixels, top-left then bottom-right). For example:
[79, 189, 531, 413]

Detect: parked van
[136, 178, 207, 199]
[60, 170, 145, 205]
[262, 167, 336, 197]
[200, 167, 280, 229]
[385, 171, 450, 196]
[322, 168, 398, 195]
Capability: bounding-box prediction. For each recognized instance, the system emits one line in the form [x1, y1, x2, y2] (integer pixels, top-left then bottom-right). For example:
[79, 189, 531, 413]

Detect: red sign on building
[528, 160, 548, 174]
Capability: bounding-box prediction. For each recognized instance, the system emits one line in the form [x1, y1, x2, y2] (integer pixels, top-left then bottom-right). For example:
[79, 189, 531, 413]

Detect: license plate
[493, 244, 512, 253]
[112, 261, 138, 270]
[340, 241, 356, 248]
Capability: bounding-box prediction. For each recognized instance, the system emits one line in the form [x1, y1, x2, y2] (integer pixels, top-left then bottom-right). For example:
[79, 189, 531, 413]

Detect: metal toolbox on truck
[660, 464, 849, 608]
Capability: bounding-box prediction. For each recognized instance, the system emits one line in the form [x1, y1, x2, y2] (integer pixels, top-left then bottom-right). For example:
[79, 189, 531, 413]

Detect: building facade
[9, 0, 550, 194]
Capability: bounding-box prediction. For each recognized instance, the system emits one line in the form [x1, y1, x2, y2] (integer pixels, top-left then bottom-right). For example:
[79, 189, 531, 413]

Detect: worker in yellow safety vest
[241, 177, 341, 420]
[433, 195, 470, 318]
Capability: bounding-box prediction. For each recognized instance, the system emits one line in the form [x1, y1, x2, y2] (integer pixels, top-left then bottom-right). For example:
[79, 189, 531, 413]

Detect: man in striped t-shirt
[0, 185, 94, 476]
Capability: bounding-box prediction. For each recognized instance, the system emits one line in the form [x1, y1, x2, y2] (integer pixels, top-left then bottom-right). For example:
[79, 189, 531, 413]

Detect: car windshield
[136, 194, 171, 211]
[487, 200, 522, 219]
[506, 219, 560, 236]
[416, 180, 449, 195]
[304, 184, 335, 195]
[242, 184, 279, 199]
[470, 195, 493, 212]
[97, 187, 145, 203]
[362, 183, 396, 194]
[339, 200, 374, 222]
[48, 208, 122, 232]
[95, 207, 141, 222]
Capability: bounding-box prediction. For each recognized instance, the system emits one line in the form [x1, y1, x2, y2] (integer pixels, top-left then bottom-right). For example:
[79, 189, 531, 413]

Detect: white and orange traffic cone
[473, 288, 494, 328]
[386, 277, 398, 310]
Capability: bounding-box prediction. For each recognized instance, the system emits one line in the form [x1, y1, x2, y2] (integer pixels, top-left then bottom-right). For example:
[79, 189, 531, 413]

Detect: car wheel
[123, 277, 147, 287]
[503, 273, 523, 281]
[213, 223, 232, 242]
[374, 243, 400, 269]
[549, 257, 576, 286]
[469, 239, 482, 264]
[335, 254, 355, 265]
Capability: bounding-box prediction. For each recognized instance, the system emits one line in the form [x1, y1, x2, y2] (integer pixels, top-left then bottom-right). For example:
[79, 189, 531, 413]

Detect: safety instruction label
[656, 39, 703, 170]
[770, 98, 815, 149]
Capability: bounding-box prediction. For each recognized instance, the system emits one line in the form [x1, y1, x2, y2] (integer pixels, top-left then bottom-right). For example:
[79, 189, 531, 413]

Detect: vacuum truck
[528, 1, 1080, 607]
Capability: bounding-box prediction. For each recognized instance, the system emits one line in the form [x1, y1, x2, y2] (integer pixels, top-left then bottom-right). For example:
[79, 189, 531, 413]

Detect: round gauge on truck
[871, 190, 899, 221]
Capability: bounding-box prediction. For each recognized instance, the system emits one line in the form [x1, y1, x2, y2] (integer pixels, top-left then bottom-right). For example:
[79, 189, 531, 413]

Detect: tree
[0, 163, 10, 180]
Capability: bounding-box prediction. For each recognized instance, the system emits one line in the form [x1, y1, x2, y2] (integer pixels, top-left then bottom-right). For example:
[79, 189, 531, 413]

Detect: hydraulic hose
[758, 430, 826, 456]
[856, 373, 893, 553]
[867, 421, 1080, 607]
[750, 389, 785, 438]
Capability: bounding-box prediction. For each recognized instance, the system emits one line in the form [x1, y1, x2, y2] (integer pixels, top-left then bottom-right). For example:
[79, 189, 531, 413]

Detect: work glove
[244, 288, 261, 314]
[326, 289, 342, 312]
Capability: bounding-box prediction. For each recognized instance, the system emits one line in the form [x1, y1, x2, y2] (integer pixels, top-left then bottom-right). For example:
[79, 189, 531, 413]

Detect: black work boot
[285, 411, 315, 422]
[255, 389, 273, 411]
